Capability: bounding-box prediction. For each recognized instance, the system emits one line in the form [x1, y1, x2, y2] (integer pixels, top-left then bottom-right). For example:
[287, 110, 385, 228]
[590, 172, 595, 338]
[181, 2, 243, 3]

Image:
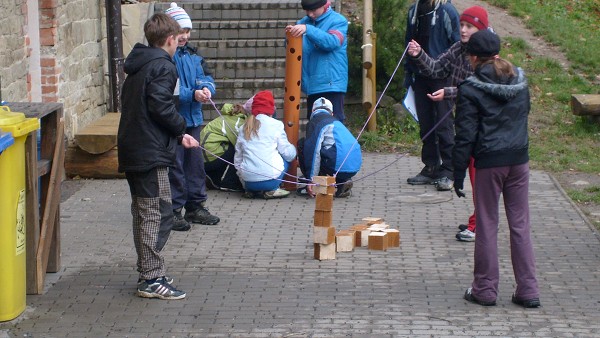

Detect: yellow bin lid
[0, 106, 40, 137]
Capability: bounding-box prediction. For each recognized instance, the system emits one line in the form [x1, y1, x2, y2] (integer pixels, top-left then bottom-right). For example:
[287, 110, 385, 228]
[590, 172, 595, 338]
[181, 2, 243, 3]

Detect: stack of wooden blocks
[312, 176, 401, 261]
[313, 176, 337, 260]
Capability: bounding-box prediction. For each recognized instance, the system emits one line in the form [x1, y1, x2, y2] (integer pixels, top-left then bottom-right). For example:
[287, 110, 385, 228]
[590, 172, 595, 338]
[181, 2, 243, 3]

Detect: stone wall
[0, 0, 109, 141]
[0, 1, 29, 102]
[55, 0, 108, 140]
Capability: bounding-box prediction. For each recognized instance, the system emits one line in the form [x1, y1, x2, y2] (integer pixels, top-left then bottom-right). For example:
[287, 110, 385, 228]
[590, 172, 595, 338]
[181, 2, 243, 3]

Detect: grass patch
[567, 186, 600, 204]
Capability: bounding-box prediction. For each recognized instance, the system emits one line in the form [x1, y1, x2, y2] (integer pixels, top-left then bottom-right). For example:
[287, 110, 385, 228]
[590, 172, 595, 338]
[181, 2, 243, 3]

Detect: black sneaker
[137, 277, 186, 300]
[511, 294, 541, 308]
[464, 287, 496, 306]
[458, 224, 468, 231]
[407, 173, 437, 185]
[172, 208, 191, 231]
[184, 203, 220, 225]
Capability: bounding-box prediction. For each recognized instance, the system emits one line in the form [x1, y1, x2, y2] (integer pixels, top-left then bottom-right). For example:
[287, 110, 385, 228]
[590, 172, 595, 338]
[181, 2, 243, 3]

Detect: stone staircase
[154, 0, 314, 121]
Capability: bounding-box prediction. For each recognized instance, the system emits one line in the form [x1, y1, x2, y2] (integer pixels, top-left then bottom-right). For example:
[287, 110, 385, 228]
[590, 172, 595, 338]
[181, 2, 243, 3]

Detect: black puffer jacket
[118, 43, 186, 173]
[453, 63, 530, 182]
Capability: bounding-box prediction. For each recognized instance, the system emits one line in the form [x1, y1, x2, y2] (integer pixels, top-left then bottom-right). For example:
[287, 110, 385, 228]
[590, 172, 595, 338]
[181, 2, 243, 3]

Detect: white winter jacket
[234, 114, 297, 182]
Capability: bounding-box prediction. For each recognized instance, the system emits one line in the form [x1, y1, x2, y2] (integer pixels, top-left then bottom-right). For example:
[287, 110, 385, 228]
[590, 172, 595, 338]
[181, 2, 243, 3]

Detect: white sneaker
[263, 188, 290, 199]
[456, 229, 475, 242]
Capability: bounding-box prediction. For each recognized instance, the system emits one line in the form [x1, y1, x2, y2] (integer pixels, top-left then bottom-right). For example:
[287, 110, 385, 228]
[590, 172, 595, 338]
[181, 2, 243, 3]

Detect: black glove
[454, 178, 465, 198]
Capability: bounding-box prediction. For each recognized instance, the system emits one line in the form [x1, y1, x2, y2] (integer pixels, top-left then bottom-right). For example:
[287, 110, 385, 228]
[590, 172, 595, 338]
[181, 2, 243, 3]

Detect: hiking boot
[335, 181, 353, 198]
[464, 287, 496, 306]
[511, 294, 541, 308]
[137, 277, 186, 300]
[407, 173, 436, 185]
[172, 208, 191, 231]
[456, 229, 476, 242]
[435, 177, 454, 191]
[263, 188, 290, 199]
[184, 203, 220, 225]
[458, 224, 468, 232]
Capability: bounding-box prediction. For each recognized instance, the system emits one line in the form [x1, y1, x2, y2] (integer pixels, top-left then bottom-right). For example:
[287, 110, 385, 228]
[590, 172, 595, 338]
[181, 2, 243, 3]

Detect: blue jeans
[169, 126, 207, 211]
[244, 161, 289, 192]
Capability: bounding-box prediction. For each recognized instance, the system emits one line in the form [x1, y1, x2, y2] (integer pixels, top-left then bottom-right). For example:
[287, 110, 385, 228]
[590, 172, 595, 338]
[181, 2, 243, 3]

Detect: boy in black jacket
[117, 13, 199, 300]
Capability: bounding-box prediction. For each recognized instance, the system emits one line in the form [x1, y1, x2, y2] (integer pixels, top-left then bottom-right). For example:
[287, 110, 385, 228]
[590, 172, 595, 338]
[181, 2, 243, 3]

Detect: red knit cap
[251, 90, 275, 116]
[460, 6, 489, 31]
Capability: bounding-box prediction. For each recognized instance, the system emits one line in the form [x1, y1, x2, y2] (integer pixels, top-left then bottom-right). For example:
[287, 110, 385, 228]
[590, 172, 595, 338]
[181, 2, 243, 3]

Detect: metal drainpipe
[105, 0, 125, 113]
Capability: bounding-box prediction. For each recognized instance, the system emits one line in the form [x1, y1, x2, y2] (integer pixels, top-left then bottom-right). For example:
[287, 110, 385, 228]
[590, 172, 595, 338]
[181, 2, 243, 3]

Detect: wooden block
[368, 232, 388, 251]
[313, 210, 333, 227]
[74, 113, 120, 154]
[369, 222, 389, 230]
[335, 230, 355, 252]
[348, 224, 368, 246]
[314, 243, 336, 260]
[313, 175, 336, 195]
[382, 229, 400, 247]
[65, 146, 125, 179]
[314, 226, 336, 244]
[571, 94, 600, 116]
[362, 217, 384, 225]
[315, 193, 333, 211]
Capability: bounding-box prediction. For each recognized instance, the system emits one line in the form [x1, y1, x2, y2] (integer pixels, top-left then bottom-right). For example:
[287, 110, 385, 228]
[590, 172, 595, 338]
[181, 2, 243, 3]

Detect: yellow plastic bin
[0, 106, 40, 322]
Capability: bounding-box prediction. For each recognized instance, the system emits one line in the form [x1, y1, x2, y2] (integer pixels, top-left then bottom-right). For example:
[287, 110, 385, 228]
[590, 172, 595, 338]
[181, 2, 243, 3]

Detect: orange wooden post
[283, 32, 302, 190]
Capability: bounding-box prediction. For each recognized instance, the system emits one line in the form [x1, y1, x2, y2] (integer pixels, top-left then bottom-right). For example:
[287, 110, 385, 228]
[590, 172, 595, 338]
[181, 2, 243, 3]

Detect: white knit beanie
[165, 2, 192, 30]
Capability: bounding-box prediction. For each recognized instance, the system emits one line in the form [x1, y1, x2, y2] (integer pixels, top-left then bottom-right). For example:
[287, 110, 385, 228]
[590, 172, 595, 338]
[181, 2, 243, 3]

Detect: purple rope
[334, 45, 410, 177]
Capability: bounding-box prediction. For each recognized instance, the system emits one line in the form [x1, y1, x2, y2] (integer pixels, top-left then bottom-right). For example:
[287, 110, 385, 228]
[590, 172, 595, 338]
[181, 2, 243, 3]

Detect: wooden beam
[74, 113, 120, 154]
[35, 119, 65, 293]
[65, 146, 124, 178]
[571, 94, 600, 116]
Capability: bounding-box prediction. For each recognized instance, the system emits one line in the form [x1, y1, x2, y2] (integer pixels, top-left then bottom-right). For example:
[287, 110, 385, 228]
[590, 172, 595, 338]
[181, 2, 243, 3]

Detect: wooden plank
[36, 119, 65, 293]
[25, 132, 41, 294]
[75, 113, 120, 154]
[571, 94, 600, 116]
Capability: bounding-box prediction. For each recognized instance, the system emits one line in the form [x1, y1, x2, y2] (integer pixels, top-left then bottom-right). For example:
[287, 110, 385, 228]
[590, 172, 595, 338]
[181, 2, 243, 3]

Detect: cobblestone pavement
[1, 153, 600, 337]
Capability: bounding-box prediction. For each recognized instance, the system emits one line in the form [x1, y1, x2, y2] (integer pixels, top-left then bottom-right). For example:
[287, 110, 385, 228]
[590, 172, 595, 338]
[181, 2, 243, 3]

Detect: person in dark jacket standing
[165, 3, 220, 230]
[454, 30, 540, 308]
[298, 97, 362, 198]
[286, 0, 348, 123]
[404, 0, 460, 190]
[406, 5, 491, 242]
[118, 13, 198, 300]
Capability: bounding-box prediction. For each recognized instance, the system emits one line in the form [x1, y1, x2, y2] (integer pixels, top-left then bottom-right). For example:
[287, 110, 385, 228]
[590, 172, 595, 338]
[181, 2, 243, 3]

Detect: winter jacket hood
[453, 64, 530, 182]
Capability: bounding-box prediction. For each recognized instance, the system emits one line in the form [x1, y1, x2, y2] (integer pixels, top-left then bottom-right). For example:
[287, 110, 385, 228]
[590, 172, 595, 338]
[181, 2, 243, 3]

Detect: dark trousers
[204, 146, 242, 191]
[126, 167, 172, 280]
[169, 126, 207, 211]
[413, 76, 454, 178]
[307, 92, 345, 123]
[472, 162, 539, 302]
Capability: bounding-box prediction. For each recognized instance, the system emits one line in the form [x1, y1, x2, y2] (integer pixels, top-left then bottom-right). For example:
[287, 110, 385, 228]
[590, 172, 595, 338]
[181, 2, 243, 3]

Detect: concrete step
[194, 20, 293, 40]
[155, 1, 303, 22]
[210, 58, 286, 80]
[194, 39, 287, 59]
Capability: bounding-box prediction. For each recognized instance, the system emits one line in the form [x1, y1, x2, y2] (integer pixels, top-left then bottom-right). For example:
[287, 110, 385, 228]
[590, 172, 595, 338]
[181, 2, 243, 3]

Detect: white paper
[402, 86, 418, 122]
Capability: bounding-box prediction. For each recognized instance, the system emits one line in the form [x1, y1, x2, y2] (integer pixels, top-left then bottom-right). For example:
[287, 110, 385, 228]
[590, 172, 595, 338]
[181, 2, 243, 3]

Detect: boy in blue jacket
[165, 3, 219, 230]
[298, 98, 362, 197]
[286, 0, 348, 123]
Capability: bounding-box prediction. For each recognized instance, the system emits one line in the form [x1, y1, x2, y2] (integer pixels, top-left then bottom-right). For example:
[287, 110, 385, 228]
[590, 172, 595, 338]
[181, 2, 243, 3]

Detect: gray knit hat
[301, 0, 327, 10]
